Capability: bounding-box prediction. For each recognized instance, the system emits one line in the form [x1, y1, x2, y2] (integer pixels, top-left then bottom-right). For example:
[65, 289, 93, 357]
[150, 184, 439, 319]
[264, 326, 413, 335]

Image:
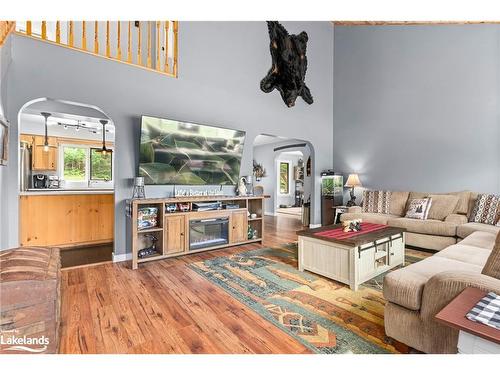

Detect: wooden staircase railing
[15, 21, 178, 77]
[0, 21, 16, 47]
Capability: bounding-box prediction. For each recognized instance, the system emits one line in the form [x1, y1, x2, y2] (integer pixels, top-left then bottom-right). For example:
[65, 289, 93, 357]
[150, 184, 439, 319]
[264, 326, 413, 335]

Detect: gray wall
[3, 22, 334, 254]
[0, 37, 12, 250]
[333, 25, 500, 194]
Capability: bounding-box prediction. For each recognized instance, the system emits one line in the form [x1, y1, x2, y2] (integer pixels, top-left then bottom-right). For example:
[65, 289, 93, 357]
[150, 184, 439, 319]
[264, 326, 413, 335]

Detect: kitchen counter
[20, 189, 114, 196]
[20, 193, 114, 246]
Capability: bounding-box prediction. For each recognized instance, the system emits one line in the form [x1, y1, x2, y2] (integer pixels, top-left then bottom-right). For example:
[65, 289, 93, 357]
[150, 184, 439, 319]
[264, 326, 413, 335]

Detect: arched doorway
[252, 134, 315, 226]
[17, 98, 116, 267]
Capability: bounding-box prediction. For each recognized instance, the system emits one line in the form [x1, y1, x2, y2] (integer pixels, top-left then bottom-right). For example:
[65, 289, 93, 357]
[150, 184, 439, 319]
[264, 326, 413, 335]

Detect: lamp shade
[345, 174, 362, 188]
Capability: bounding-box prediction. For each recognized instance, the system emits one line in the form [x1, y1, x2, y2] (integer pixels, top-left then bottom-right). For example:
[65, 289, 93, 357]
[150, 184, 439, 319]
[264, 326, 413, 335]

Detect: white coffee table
[297, 224, 406, 291]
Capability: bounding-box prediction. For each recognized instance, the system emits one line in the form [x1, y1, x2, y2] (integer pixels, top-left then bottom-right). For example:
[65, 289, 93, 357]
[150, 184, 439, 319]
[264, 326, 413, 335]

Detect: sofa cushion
[362, 190, 391, 214]
[459, 231, 497, 250]
[405, 198, 433, 220]
[427, 194, 459, 221]
[448, 191, 472, 215]
[387, 217, 457, 237]
[406, 232, 456, 251]
[457, 222, 500, 239]
[383, 257, 482, 310]
[482, 232, 500, 279]
[339, 212, 399, 225]
[409, 191, 471, 215]
[389, 191, 410, 216]
[435, 244, 492, 267]
[469, 193, 500, 225]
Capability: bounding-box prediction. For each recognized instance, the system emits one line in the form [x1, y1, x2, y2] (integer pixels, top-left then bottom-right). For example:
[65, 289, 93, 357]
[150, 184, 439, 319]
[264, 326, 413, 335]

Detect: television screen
[139, 116, 246, 185]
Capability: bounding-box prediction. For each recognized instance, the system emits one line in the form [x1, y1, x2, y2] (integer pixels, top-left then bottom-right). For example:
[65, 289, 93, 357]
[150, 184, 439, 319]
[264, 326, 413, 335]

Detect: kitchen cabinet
[20, 193, 114, 247]
[164, 215, 186, 254]
[32, 135, 58, 171]
[19, 134, 34, 146]
[230, 210, 248, 244]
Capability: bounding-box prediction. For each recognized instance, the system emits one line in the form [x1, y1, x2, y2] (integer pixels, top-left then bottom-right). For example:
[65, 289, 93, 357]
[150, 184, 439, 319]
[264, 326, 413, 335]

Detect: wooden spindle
[156, 21, 160, 70]
[147, 21, 152, 68]
[26, 21, 32, 36]
[81, 21, 87, 50]
[137, 22, 142, 65]
[117, 22, 122, 60]
[106, 21, 110, 57]
[164, 21, 170, 73]
[55, 21, 60, 43]
[173, 21, 178, 77]
[41, 21, 47, 39]
[69, 21, 74, 46]
[127, 21, 132, 63]
[94, 21, 99, 54]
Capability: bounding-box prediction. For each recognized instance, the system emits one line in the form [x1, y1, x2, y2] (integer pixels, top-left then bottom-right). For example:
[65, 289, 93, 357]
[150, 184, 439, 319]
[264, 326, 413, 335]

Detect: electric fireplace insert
[189, 217, 229, 250]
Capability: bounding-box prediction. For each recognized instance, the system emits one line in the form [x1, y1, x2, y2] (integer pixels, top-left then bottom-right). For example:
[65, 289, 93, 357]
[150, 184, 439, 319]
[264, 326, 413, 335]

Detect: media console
[128, 195, 269, 269]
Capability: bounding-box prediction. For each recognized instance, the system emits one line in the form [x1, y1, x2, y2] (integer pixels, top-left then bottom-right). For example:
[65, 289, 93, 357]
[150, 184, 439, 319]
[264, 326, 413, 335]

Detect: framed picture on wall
[0, 116, 9, 166]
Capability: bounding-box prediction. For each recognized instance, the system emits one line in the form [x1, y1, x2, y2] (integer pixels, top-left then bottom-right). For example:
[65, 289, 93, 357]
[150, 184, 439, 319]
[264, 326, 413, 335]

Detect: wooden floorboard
[59, 215, 311, 354]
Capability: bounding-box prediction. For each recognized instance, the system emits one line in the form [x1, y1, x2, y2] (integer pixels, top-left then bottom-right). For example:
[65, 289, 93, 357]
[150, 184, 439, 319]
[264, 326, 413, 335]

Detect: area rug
[189, 243, 429, 354]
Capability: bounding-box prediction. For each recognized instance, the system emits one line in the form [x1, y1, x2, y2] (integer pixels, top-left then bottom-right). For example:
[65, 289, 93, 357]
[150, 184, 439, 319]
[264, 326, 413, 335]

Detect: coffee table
[296, 224, 405, 291]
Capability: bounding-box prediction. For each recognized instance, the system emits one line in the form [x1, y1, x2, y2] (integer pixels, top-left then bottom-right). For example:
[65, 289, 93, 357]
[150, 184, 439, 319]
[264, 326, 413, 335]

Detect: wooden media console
[128, 195, 268, 269]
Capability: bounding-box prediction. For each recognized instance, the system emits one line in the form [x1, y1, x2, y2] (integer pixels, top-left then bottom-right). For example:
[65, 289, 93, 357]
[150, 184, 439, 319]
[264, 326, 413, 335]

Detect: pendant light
[97, 119, 112, 156]
[41, 112, 51, 152]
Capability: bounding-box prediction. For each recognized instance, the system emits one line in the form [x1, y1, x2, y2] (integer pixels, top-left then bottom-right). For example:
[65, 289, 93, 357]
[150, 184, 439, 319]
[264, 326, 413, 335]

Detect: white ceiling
[279, 151, 303, 156]
[24, 99, 111, 120]
[20, 99, 115, 142]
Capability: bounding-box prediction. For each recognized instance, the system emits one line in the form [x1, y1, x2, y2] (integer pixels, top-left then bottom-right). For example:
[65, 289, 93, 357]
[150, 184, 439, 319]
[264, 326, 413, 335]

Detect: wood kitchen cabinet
[32, 135, 58, 171]
[231, 210, 248, 244]
[19, 134, 34, 145]
[20, 193, 114, 246]
[164, 215, 186, 254]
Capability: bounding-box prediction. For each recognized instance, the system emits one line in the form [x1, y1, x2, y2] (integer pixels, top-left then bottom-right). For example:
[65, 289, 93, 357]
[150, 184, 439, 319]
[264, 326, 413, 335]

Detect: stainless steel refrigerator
[19, 141, 31, 191]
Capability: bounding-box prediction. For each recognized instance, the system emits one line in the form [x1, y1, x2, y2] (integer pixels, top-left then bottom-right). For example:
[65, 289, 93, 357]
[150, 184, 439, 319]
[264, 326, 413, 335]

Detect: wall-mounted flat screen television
[139, 116, 246, 185]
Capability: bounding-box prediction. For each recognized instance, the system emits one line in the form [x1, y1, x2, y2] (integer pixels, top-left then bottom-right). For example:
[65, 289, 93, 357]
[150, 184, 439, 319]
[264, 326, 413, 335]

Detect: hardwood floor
[59, 215, 311, 354]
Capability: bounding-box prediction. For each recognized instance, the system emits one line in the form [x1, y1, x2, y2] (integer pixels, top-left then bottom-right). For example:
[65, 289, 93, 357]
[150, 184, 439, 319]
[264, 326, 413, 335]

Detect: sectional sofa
[339, 190, 500, 353]
[384, 230, 500, 353]
[340, 191, 499, 251]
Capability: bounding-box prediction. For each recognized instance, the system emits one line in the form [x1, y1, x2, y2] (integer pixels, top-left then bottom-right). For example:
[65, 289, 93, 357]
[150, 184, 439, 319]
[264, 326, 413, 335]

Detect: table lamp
[345, 174, 362, 207]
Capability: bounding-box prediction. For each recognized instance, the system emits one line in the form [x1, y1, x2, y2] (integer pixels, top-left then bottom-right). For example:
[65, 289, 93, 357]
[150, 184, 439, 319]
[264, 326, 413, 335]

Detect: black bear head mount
[260, 21, 313, 107]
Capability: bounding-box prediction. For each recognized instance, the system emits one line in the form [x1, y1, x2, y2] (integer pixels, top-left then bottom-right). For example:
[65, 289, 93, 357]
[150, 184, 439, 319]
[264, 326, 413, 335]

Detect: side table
[435, 287, 500, 354]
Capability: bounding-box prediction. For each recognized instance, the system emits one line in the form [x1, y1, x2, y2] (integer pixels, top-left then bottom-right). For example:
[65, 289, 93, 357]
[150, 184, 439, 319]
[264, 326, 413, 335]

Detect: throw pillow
[405, 198, 433, 220]
[362, 190, 391, 214]
[482, 232, 500, 279]
[469, 193, 500, 225]
[426, 194, 460, 221]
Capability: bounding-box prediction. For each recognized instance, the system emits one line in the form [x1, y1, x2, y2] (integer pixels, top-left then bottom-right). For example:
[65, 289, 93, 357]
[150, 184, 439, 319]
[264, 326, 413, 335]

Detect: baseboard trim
[113, 252, 132, 263]
[309, 223, 322, 229]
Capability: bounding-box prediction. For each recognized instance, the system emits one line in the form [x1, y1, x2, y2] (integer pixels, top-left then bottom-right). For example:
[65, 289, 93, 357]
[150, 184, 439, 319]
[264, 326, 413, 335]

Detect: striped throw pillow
[469, 194, 500, 225]
[362, 190, 391, 214]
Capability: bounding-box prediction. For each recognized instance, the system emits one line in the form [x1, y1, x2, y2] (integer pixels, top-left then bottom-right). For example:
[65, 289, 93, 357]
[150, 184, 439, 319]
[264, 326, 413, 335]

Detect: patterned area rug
[189, 243, 429, 354]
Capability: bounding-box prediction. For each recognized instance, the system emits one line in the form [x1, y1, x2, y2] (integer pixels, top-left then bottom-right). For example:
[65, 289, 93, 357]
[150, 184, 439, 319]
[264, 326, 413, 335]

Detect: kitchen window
[59, 144, 113, 189]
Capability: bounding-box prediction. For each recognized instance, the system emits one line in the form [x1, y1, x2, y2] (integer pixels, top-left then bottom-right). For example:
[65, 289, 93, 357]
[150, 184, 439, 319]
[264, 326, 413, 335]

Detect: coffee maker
[33, 174, 48, 189]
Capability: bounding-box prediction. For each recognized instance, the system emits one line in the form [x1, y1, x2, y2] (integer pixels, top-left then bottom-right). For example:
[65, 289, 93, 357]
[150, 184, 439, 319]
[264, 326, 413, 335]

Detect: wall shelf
[137, 227, 163, 233]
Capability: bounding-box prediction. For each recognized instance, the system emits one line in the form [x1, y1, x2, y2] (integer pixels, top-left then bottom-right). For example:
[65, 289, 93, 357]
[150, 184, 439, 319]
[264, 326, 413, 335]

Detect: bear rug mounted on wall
[260, 21, 313, 107]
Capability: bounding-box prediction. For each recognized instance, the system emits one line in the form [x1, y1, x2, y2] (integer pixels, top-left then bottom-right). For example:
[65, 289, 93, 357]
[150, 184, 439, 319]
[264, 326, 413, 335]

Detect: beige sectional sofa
[383, 231, 500, 353]
[340, 191, 499, 251]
